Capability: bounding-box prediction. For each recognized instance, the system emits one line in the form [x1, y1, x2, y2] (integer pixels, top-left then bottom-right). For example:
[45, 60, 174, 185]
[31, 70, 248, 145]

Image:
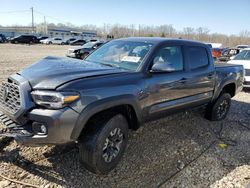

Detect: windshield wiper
[100, 62, 119, 68]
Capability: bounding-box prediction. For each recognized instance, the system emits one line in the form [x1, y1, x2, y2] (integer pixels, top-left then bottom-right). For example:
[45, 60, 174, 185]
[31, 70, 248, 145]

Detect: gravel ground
[0, 43, 250, 188]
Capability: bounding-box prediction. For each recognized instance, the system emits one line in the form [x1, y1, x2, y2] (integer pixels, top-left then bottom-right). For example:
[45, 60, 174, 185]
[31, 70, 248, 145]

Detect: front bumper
[66, 52, 76, 58]
[0, 107, 79, 146]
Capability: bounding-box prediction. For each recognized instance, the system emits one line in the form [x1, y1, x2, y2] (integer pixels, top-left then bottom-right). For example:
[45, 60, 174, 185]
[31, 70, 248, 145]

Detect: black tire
[205, 93, 231, 121]
[78, 113, 129, 174]
[48, 41, 52, 45]
[80, 53, 89, 60]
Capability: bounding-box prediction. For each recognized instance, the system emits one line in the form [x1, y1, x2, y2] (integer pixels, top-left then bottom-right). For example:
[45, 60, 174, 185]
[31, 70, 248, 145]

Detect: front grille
[0, 81, 21, 114]
[245, 69, 250, 76]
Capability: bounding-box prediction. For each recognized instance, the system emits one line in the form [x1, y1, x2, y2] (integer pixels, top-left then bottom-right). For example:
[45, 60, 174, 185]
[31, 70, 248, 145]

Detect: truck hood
[228, 60, 250, 69]
[18, 56, 123, 90]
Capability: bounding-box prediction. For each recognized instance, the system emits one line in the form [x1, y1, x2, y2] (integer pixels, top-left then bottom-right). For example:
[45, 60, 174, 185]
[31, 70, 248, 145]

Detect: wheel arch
[213, 81, 236, 101]
[70, 95, 143, 140]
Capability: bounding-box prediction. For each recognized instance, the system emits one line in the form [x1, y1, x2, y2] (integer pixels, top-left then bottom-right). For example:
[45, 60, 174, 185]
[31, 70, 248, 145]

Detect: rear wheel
[205, 93, 231, 121]
[78, 113, 128, 174]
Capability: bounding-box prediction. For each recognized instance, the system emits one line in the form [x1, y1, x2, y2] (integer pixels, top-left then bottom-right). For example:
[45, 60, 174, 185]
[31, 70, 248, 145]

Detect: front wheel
[78, 113, 128, 174]
[205, 93, 231, 121]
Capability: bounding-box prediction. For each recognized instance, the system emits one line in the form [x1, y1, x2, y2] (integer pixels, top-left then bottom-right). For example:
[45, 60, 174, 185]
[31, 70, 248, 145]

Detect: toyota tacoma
[0, 38, 244, 174]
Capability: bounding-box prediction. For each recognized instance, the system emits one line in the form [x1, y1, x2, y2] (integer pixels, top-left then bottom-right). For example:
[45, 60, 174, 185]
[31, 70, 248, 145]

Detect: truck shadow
[1, 95, 250, 187]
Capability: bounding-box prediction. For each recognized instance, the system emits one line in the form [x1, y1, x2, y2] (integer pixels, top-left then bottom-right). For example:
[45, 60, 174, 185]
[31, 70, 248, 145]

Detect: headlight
[31, 90, 80, 109]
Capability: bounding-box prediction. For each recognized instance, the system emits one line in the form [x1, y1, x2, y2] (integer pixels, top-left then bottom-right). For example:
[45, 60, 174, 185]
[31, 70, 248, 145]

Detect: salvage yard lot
[0, 43, 250, 188]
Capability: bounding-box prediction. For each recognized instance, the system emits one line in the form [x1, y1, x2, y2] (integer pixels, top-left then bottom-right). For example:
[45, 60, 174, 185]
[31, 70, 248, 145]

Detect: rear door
[184, 45, 215, 99]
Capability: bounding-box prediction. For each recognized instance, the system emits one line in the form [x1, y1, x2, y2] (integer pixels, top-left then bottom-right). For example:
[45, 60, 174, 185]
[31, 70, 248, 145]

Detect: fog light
[32, 122, 47, 135]
[40, 125, 47, 134]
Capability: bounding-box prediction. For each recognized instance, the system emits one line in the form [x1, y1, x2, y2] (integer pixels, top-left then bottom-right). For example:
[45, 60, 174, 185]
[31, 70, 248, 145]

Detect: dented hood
[19, 56, 123, 89]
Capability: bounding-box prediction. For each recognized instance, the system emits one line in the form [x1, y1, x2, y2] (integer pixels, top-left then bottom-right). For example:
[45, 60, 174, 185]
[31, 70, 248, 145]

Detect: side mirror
[151, 62, 176, 72]
[230, 56, 235, 60]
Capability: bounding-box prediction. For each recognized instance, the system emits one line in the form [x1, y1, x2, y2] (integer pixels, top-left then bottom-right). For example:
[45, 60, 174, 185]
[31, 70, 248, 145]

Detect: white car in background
[236, 45, 249, 49]
[40, 37, 64, 45]
[228, 48, 250, 88]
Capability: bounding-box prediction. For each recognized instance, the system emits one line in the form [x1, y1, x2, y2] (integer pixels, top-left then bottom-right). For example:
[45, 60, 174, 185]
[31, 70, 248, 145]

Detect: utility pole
[31, 7, 34, 33]
[44, 16, 47, 35]
[138, 24, 141, 37]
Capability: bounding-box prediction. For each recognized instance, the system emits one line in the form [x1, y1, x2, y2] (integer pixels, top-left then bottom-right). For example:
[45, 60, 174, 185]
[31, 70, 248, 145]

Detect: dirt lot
[0, 43, 250, 188]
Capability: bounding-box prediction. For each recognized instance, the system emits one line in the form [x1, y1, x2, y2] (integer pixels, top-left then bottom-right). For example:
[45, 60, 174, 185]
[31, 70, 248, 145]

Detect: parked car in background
[212, 48, 224, 60]
[37, 36, 48, 42]
[67, 41, 105, 59]
[236, 45, 249, 50]
[69, 39, 86, 46]
[0, 34, 7, 43]
[40, 37, 63, 45]
[0, 36, 3, 43]
[10, 35, 38, 44]
[218, 48, 240, 62]
[228, 48, 250, 88]
[0, 38, 244, 174]
[64, 38, 76, 45]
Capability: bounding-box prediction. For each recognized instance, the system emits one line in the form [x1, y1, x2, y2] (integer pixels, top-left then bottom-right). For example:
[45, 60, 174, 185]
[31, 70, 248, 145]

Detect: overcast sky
[0, 0, 249, 35]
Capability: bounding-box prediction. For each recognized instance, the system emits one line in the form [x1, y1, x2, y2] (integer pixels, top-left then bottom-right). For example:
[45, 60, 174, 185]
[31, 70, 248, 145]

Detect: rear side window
[187, 46, 209, 70]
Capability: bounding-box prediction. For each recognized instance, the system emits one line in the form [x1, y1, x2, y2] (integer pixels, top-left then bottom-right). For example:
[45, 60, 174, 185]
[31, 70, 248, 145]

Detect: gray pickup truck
[0, 38, 244, 174]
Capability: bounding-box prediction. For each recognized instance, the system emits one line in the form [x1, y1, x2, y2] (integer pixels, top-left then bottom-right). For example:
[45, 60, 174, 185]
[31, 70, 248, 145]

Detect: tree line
[35, 22, 250, 47]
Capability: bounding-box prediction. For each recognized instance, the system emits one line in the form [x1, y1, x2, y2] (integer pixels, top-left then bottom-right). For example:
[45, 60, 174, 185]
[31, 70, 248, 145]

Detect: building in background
[47, 27, 97, 40]
[0, 26, 34, 38]
[0, 26, 98, 40]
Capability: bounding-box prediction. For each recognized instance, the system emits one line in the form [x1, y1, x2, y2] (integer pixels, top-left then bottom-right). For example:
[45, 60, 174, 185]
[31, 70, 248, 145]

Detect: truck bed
[214, 62, 239, 68]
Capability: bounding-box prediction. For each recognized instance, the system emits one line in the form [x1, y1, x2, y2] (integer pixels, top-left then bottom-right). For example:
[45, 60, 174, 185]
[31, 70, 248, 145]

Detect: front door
[143, 45, 191, 119]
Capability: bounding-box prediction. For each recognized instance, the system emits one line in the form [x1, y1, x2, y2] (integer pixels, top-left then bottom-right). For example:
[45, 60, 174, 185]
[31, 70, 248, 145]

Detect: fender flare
[213, 80, 236, 101]
[70, 95, 142, 140]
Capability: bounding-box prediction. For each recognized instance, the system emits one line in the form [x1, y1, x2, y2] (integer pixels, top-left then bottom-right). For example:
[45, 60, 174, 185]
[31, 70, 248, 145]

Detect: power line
[0, 10, 29, 14]
[34, 10, 68, 24]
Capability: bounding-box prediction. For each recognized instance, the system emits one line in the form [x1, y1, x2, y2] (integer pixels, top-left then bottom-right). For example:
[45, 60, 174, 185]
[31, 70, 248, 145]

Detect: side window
[152, 46, 184, 71]
[187, 46, 209, 70]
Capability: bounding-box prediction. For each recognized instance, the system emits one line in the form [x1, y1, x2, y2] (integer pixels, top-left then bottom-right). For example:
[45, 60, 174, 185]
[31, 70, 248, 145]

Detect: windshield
[85, 40, 153, 71]
[234, 50, 250, 60]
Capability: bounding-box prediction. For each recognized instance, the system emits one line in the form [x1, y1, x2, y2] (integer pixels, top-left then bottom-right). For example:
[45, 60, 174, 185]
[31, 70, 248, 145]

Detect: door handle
[178, 78, 188, 83]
